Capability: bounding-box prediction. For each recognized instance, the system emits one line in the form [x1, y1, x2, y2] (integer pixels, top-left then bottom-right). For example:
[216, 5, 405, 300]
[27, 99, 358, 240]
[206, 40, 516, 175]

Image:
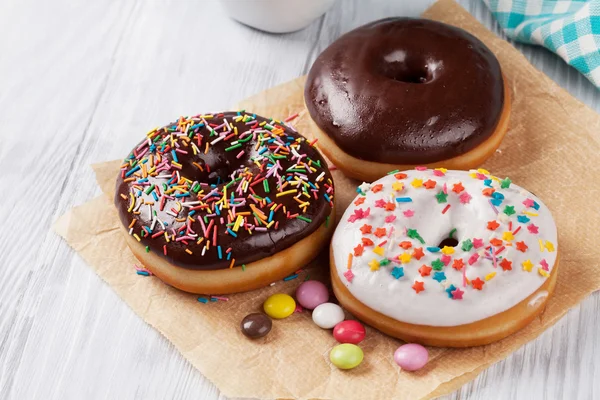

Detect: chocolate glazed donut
[304, 18, 510, 181]
[115, 112, 335, 294]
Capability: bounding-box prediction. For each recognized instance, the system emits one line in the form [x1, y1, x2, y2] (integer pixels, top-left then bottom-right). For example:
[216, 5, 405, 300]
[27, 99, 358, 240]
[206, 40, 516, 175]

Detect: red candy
[333, 320, 366, 344]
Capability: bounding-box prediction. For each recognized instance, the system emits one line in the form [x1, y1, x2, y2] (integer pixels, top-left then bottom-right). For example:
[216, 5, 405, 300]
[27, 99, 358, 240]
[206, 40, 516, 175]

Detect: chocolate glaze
[305, 18, 505, 164]
[115, 112, 334, 271]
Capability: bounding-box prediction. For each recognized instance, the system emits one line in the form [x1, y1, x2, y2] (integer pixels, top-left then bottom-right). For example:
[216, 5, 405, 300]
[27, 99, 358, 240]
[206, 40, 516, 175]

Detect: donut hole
[380, 57, 432, 84]
[438, 237, 459, 248]
[388, 66, 431, 84]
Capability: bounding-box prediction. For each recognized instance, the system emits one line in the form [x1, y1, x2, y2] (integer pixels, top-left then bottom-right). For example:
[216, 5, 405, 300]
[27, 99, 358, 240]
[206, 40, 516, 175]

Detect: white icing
[332, 169, 558, 327]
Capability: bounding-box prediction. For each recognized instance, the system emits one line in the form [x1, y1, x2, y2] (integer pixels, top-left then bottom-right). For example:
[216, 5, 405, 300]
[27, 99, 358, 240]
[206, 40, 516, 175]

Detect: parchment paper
[54, 1, 600, 399]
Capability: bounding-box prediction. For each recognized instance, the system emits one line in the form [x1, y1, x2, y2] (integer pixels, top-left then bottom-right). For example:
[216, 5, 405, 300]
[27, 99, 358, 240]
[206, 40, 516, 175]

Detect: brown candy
[240, 313, 272, 339]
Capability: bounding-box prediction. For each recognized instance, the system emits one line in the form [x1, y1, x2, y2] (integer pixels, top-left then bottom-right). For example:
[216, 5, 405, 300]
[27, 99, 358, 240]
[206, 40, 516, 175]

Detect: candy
[312, 302, 345, 329]
[394, 343, 429, 371]
[333, 320, 366, 344]
[295, 280, 329, 310]
[263, 293, 296, 319]
[329, 343, 364, 370]
[240, 313, 272, 339]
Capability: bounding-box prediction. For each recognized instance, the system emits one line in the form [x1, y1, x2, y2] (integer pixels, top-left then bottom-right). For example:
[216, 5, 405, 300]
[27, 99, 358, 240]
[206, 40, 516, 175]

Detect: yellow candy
[263, 293, 296, 319]
[330, 344, 364, 370]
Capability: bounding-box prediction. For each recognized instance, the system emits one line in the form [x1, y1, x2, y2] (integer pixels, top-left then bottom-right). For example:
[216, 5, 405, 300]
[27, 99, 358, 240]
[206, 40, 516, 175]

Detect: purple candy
[394, 343, 429, 371]
[295, 280, 328, 310]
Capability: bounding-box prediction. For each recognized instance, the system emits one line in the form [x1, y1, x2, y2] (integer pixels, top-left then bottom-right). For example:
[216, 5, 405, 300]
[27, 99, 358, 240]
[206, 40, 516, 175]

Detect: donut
[114, 111, 335, 294]
[304, 18, 511, 182]
[330, 168, 558, 347]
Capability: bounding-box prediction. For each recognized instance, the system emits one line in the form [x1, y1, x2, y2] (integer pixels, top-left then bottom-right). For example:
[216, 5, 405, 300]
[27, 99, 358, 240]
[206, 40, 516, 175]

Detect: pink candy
[333, 320, 366, 344]
[394, 343, 429, 371]
[295, 280, 329, 310]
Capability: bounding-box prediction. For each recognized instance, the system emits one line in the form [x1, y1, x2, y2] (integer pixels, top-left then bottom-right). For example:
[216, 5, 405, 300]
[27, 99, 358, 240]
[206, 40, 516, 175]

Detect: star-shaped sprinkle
[472, 238, 484, 248]
[368, 259, 380, 271]
[527, 223, 539, 234]
[461, 239, 473, 252]
[395, 173, 407, 179]
[412, 247, 425, 260]
[500, 258, 512, 271]
[360, 224, 372, 234]
[415, 166, 427, 171]
[545, 241, 555, 252]
[423, 179, 437, 189]
[357, 182, 371, 195]
[502, 231, 514, 241]
[490, 198, 503, 206]
[354, 197, 366, 206]
[500, 177, 512, 189]
[385, 202, 396, 211]
[362, 237, 374, 247]
[468, 253, 480, 265]
[392, 181, 404, 191]
[516, 241, 528, 252]
[407, 229, 425, 244]
[445, 284, 457, 298]
[373, 246, 385, 256]
[517, 215, 530, 223]
[487, 220, 500, 230]
[483, 179, 493, 187]
[419, 264, 432, 276]
[523, 198, 535, 208]
[371, 184, 383, 193]
[403, 209, 415, 217]
[441, 254, 451, 265]
[441, 246, 455, 255]
[451, 287, 464, 300]
[353, 244, 364, 256]
[385, 214, 396, 223]
[478, 168, 490, 175]
[379, 258, 391, 266]
[540, 259, 549, 271]
[411, 178, 423, 188]
[412, 281, 425, 293]
[459, 192, 472, 204]
[374, 227, 387, 238]
[532, 201, 540, 210]
[344, 270, 355, 282]
[490, 238, 503, 247]
[399, 252, 412, 264]
[538, 268, 549, 278]
[503, 206, 516, 216]
[482, 188, 495, 196]
[399, 241, 412, 249]
[452, 258, 465, 271]
[431, 259, 444, 271]
[492, 192, 505, 200]
[348, 207, 370, 222]
[433, 271, 447, 282]
[391, 267, 404, 279]
[522, 259, 533, 272]
[374, 199, 387, 208]
[471, 277, 485, 290]
[452, 182, 465, 193]
[435, 191, 448, 203]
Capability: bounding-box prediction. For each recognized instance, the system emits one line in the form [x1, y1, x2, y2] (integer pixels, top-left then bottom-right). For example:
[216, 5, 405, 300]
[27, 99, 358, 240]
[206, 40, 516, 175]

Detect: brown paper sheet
[54, 1, 600, 399]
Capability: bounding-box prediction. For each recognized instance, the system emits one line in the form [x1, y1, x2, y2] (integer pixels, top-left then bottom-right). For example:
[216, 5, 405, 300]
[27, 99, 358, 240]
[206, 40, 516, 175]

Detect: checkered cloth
[484, 0, 600, 87]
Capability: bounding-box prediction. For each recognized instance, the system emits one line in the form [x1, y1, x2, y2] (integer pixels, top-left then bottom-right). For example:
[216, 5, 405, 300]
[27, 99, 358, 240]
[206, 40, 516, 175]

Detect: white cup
[220, 0, 337, 33]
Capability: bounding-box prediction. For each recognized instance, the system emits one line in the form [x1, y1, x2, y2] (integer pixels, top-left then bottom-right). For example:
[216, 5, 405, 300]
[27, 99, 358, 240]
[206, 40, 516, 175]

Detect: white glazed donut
[330, 167, 559, 347]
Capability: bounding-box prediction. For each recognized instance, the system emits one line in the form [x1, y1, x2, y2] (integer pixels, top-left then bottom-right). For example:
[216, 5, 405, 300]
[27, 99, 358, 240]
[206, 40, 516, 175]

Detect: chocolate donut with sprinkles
[115, 111, 335, 294]
[330, 167, 558, 347]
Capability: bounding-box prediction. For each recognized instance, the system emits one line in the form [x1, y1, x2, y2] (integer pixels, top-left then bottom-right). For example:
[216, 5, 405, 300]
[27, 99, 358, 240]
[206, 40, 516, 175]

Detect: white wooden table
[1, 1, 599, 399]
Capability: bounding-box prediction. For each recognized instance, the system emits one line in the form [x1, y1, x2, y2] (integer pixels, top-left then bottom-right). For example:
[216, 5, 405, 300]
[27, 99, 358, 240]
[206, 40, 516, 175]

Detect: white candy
[312, 303, 345, 329]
